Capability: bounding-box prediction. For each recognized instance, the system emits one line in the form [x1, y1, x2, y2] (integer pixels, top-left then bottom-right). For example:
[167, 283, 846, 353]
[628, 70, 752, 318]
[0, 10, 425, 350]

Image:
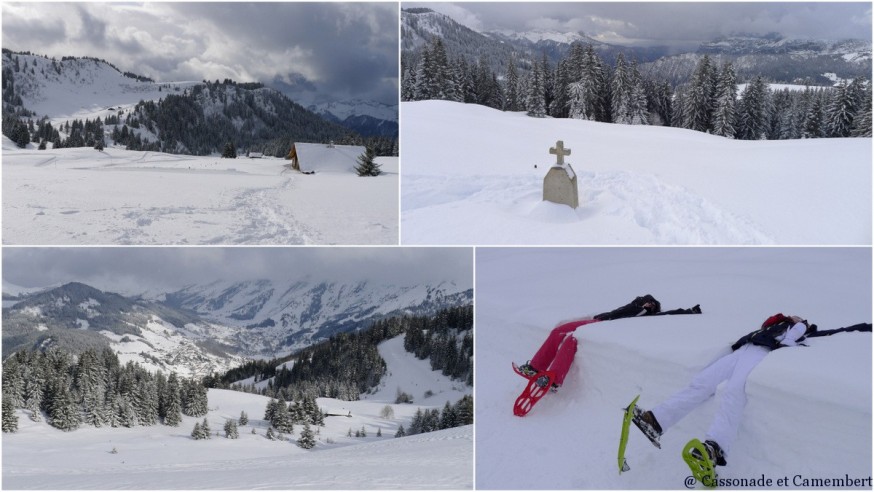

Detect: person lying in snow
[515, 295, 701, 392]
[630, 315, 871, 467]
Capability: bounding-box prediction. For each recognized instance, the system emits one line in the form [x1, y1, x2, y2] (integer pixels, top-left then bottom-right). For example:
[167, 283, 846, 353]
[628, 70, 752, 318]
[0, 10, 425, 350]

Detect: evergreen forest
[403, 38, 873, 140]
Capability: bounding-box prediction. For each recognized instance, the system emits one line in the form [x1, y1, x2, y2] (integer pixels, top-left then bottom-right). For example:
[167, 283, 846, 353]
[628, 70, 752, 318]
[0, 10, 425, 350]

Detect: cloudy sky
[2, 248, 473, 295]
[1, 2, 398, 105]
[410, 2, 871, 49]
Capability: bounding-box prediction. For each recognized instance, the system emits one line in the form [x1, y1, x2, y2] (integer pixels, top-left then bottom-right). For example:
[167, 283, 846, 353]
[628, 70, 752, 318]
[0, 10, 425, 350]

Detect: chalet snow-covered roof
[291, 142, 365, 173]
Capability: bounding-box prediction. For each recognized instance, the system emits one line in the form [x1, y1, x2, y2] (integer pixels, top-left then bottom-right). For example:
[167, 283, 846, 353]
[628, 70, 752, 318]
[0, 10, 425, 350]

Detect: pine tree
[627, 60, 648, 125]
[354, 146, 381, 177]
[239, 411, 248, 426]
[164, 373, 182, 426]
[224, 419, 239, 439]
[297, 422, 316, 449]
[611, 53, 631, 124]
[191, 422, 203, 440]
[683, 55, 716, 132]
[48, 384, 80, 431]
[737, 77, 770, 140]
[504, 55, 520, 112]
[272, 399, 293, 433]
[711, 62, 738, 138]
[222, 141, 237, 158]
[2, 396, 18, 433]
[851, 87, 872, 137]
[201, 417, 211, 439]
[395, 424, 406, 438]
[802, 92, 825, 139]
[826, 82, 857, 138]
[525, 61, 546, 117]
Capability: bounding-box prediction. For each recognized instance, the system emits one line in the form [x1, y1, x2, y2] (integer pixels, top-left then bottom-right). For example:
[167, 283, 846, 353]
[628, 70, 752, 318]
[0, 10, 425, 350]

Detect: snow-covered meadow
[401, 100, 871, 245]
[475, 247, 871, 489]
[2, 139, 398, 245]
[2, 335, 473, 489]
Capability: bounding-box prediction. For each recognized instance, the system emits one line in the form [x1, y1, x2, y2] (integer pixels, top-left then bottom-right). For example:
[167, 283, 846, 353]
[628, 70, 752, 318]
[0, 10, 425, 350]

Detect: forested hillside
[215, 305, 474, 402]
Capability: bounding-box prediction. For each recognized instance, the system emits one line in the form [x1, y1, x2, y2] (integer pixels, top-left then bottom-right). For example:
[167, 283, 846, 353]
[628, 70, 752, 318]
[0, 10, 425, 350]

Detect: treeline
[2, 348, 207, 433]
[213, 305, 474, 402]
[399, 395, 473, 437]
[403, 38, 873, 140]
[403, 304, 473, 385]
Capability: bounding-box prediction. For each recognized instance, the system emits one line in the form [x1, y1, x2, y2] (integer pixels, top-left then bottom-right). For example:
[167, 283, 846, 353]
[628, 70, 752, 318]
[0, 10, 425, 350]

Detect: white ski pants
[651, 344, 770, 455]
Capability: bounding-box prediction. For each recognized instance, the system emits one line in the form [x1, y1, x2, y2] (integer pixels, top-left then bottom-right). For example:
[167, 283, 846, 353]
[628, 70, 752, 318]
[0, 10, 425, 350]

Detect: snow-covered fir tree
[851, 85, 872, 137]
[711, 62, 738, 138]
[826, 81, 858, 137]
[297, 422, 316, 449]
[682, 55, 716, 133]
[224, 419, 239, 439]
[525, 59, 547, 117]
[163, 373, 182, 426]
[354, 146, 381, 176]
[3, 396, 18, 433]
[611, 53, 631, 124]
[239, 411, 248, 426]
[737, 77, 771, 140]
[191, 422, 204, 440]
[504, 55, 520, 112]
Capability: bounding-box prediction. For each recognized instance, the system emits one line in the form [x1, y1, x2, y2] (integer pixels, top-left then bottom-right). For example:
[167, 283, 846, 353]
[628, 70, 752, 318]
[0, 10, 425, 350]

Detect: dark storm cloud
[1, 2, 398, 105]
[2, 248, 473, 295]
[413, 2, 871, 48]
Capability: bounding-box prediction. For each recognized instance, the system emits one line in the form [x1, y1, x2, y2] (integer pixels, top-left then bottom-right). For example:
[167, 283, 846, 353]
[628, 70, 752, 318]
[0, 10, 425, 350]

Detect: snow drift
[401, 100, 871, 245]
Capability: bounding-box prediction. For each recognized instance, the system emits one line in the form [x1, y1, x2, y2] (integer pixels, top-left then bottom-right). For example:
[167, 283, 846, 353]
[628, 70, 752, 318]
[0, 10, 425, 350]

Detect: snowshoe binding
[631, 407, 662, 449]
[682, 439, 722, 488]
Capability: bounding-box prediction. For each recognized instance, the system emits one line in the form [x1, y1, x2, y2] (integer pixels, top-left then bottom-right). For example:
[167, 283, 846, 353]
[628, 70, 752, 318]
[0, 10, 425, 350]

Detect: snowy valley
[2, 276, 473, 373]
[2, 51, 399, 245]
[2, 335, 473, 489]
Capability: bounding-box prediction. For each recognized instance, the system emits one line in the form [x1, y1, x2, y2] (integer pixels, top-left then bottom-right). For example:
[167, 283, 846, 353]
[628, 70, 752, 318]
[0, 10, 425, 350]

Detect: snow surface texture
[475, 247, 872, 489]
[2, 335, 473, 489]
[2, 138, 398, 245]
[401, 101, 871, 245]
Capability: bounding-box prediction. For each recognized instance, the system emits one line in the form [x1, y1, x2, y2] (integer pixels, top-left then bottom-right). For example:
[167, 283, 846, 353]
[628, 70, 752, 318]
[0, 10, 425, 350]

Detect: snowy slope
[401, 100, 871, 245]
[2, 52, 197, 122]
[2, 335, 473, 489]
[2, 144, 398, 245]
[363, 336, 471, 406]
[475, 248, 871, 489]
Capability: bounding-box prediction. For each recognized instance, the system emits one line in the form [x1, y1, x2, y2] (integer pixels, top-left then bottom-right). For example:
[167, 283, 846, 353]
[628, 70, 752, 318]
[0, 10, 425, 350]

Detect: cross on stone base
[549, 140, 571, 166]
[543, 140, 578, 209]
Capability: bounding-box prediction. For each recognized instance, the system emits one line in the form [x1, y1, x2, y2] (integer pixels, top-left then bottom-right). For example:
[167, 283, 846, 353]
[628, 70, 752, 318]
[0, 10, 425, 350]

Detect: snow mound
[401, 100, 871, 245]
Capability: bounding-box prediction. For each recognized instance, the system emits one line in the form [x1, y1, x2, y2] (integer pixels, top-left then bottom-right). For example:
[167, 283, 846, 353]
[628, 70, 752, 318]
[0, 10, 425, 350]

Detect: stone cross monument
[543, 140, 579, 209]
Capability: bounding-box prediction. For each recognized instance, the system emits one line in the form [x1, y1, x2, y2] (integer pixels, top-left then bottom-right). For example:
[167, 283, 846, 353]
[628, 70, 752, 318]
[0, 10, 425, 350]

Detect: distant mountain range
[309, 99, 398, 137]
[401, 8, 871, 85]
[2, 279, 473, 375]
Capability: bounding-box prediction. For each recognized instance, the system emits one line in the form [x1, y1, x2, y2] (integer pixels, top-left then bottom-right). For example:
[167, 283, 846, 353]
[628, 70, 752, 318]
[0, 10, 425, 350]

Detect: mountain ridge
[2, 279, 474, 371]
